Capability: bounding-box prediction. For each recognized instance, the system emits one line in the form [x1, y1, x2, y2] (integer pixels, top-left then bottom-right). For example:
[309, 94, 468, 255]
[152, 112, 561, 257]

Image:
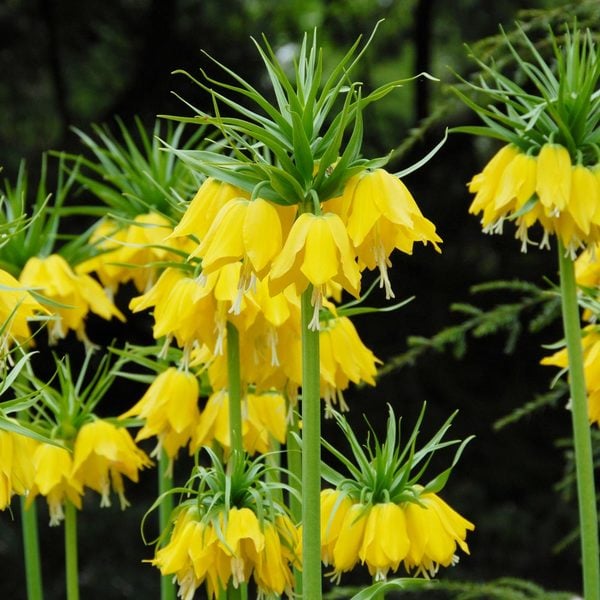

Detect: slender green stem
[159, 449, 176, 600]
[558, 241, 600, 600]
[64, 501, 79, 600]
[226, 321, 243, 458]
[301, 286, 322, 599]
[286, 408, 303, 596]
[21, 497, 43, 600]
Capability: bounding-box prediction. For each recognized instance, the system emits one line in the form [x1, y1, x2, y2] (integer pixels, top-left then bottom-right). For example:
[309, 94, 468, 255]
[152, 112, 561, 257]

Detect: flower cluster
[468, 143, 600, 253]
[151, 450, 300, 599]
[320, 486, 473, 581]
[320, 405, 474, 583]
[457, 26, 600, 254]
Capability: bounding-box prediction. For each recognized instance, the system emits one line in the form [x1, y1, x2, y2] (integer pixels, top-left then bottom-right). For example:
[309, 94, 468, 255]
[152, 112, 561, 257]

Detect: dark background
[0, 0, 594, 598]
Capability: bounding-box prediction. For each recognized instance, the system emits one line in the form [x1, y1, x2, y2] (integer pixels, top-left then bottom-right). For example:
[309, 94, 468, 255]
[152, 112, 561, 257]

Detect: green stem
[301, 286, 322, 599]
[21, 497, 43, 600]
[286, 408, 303, 596]
[557, 241, 600, 600]
[159, 449, 176, 600]
[226, 321, 243, 458]
[64, 501, 79, 600]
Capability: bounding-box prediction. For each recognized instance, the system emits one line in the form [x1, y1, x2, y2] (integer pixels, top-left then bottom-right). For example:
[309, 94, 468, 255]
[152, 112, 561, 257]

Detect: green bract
[0, 156, 83, 275]
[162, 24, 430, 207]
[453, 24, 600, 162]
[321, 403, 473, 506]
[60, 117, 206, 221]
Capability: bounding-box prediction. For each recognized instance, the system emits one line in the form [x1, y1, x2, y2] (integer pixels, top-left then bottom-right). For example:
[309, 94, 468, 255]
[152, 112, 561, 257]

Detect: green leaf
[350, 577, 432, 599]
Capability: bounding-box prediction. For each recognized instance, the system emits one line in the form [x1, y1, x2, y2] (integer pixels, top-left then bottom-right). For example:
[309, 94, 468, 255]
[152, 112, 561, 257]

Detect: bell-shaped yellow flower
[541, 325, 600, 425]
[171, 177, 250, 241]
[468, 142, 600, 252]
[71, 419, 152, 509]
[153, 504, 295, 600]
[120, 367, 200, 459]
[193, 198, 283, 281]
[75, 218, 129, 297]
[27, 442, 84, 525]
[319, 314, 381, 415]
[0, 429, 38, 510]
[403, 491, 474, 577]
[536, 143, 572, 212]
[332, 169, 442, 299]
[253, 520, 295, 596]
[0, 268, 46, 355]
[359, 502, 410, 580]
[332, 502, 368, 574]
[269, 211, 360, 329]
[19, 254, 125, 346]
[192, 389, 287, 456]
[320, 488, 353, 566]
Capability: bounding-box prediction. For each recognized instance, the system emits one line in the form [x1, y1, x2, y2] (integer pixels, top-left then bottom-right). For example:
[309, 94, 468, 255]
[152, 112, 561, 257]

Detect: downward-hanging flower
[327, 169, 442, 298]
[191, 197, 284, 298]
[0, 429, 38, 510]
[456, 26, 600, 254]
[27, 443, 84, 525]
[0, 268, 46, 356]
[192, 389, 287, 456]
[541, 325, 600, 425]
[320, 405, 474, 582]
[403, 487, 474, 577]
[151, 450, 297, 599]
[269, 211, 361, 329]
[19, 253, 125, 346]
[170, 177, 250, 241]
[71, 419, 152, 509]
[467, 143, 600, 252]
[120, 367, 200, 459]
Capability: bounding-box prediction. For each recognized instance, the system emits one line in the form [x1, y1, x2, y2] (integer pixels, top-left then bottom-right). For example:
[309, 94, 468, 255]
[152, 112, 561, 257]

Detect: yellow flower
[244, 391, 288, 454]
[403, 491, 475, 577]
[0, 268, 46, 355]
[27, 442, 84, 525]
[153, 504, 295, 599]
[192, 389, 287, 456]
[0, 429, 38, 510]
[536, 143, 572, 212]
[120, 367, 200, 459]
[319, 314, 381, 415]
[541, 325, 600, 425]
[115, 212, 188, 292]
[130, 264, 256, 359]
[77, 213, 192, 295]
[253, 520, 294, 596]
[19, 254, 125, 346]
[468, 143, 600, 252]
[332, 502, 368, 575]
[75, 218, 129, 297]
[72, 419, 152, 508]
[193, 198, 283, 282]
[321, 488, 473, 581]
[222, 506, 265, 587]
[171, 178, 250, 241]
[359, 502, 410, 580]
[320, 488, 353, 566]
[329, 169, 442, 298]
[269, 211, 360, 329]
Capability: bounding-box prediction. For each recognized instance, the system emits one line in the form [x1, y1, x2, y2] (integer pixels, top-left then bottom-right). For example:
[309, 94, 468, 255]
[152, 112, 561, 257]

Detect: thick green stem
[64, 501, 79, 600]
[286, 408, 303, 595]
[159, 449, 176, 600]
[558, 242, 600, 600]
[301, 286, 322, 599]
[21, 497, 43, 600]
[226, 321, 243, 458]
